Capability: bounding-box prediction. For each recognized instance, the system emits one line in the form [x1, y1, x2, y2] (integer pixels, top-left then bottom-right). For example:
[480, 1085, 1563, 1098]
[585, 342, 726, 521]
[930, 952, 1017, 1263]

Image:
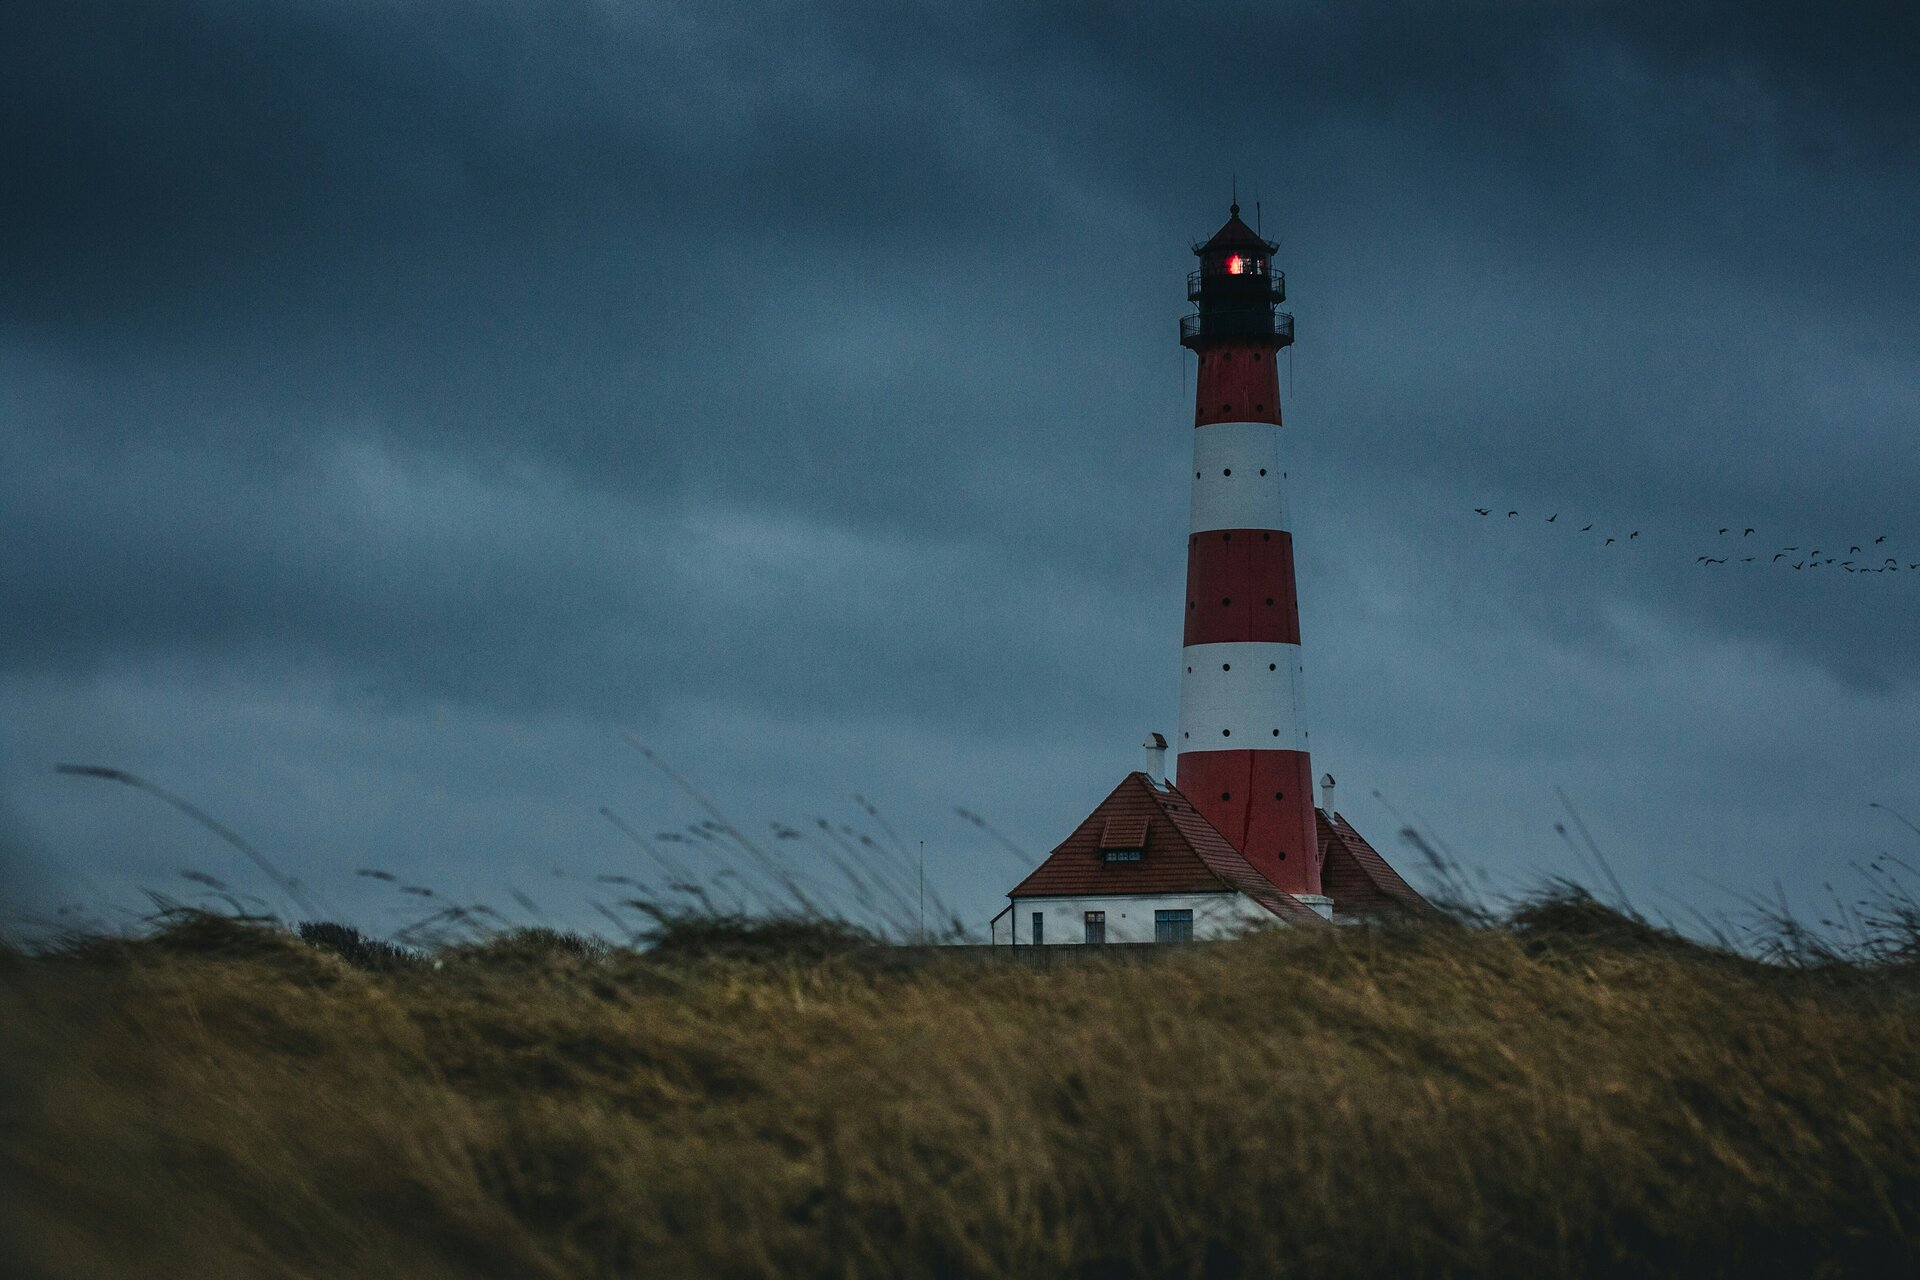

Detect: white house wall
[993, 890, 1278, 945]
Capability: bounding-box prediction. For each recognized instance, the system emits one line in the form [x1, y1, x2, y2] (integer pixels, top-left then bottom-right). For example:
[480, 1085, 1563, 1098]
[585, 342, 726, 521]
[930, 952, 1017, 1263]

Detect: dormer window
[1100, 815, 1148, 862]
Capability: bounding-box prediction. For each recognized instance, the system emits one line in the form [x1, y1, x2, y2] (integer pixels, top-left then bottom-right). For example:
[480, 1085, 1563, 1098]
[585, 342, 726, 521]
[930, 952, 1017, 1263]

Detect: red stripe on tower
[1175, 203, 1319, 898]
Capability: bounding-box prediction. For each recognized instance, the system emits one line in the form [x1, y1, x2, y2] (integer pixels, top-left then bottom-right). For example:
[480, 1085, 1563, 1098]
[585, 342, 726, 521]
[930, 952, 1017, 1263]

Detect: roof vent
[1142, 732, 1167, 783]
[1320, 773, 1336, 813]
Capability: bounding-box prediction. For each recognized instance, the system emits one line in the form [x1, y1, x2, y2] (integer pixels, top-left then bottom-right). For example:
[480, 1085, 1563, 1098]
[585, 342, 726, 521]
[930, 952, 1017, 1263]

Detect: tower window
[1221, 598, 1231, 606]
[1259, 469, 1267, 475]
[1223, 468, 1231, 476]
[1221, 792, 1231, 801]
[1222, 663, 1230, 671]
[1222, 729, 1231, 737]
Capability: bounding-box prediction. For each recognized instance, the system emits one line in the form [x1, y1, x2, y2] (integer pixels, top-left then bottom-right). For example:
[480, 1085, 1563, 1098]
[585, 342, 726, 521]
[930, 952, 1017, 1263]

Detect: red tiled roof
[1009, 773, 1326, 926]
[1316, 810, 1442, 919]
[1099, 815, 1149, 849]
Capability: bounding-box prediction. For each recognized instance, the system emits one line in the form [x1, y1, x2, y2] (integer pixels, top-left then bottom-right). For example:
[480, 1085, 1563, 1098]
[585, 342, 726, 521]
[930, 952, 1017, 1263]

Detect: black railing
[1180, 310, 1294, 348]
[1188, 268, 1284, 304]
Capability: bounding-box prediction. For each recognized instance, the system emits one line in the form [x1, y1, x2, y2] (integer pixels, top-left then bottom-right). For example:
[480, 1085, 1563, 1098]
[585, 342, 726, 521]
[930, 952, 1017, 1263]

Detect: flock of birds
[1470, 508, 1914, 575]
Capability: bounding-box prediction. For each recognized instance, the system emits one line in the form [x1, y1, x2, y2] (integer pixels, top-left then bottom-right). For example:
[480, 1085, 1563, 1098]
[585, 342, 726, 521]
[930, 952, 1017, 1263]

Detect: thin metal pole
[918, 840, 926, 944]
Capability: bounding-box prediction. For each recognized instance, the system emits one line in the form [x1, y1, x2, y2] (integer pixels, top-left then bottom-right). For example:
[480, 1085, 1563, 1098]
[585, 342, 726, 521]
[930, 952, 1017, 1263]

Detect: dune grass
[3, 901, 1920, 1279]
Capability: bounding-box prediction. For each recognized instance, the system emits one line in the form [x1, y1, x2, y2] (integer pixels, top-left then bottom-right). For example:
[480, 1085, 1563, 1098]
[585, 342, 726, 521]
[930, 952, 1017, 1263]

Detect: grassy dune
[4, 903, 1920, 1278]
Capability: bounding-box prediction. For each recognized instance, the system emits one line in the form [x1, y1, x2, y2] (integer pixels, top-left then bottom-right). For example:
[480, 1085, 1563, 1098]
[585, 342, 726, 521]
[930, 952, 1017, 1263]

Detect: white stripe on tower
[1190, 422, 1290, 534]
[1178, 641, 1307, 748]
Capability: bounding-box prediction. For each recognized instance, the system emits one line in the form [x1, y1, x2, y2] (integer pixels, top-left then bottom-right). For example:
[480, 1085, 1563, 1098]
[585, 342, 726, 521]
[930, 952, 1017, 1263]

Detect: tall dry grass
[4, 899, 1920, 1279]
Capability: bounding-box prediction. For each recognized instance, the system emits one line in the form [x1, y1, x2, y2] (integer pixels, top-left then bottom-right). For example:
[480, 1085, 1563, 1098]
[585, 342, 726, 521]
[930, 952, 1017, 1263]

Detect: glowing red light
[1226, 254, 1246, 275]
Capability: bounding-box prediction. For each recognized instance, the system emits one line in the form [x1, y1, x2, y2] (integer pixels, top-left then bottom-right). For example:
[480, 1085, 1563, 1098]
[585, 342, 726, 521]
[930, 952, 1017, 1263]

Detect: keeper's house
[989, 767, 1436, 946]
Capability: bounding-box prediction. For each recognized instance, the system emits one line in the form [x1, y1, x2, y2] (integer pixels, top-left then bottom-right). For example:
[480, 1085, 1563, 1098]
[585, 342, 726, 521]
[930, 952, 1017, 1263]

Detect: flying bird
[1851, 545, 1862, 554]
[1772, 553, 1785, 562]
[1604, 537, 1616, 545]
[1742, 556, 1755, 562]
[1876, 535, 1887, 543]
[1718, 527, 1728, 535]
[1547, 513, 1557, 522]
[1795, 562, 1805, 570]
[1508, 511, 1519, 518]
[1744, 528, 1754, 536]
[1629, 531, 1640, 539]
[1474, 508, 1489, 515]
[1580, 523, 1592, 532]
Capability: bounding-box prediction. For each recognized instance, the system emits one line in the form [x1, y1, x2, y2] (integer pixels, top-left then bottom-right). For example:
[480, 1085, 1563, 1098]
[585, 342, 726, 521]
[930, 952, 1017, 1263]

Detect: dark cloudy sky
[5, 1, 1918, 940]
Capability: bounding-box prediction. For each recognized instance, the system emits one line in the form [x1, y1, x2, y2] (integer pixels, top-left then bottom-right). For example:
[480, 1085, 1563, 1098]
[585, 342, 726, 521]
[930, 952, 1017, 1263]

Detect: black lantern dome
[1181, 203, 1293, 349]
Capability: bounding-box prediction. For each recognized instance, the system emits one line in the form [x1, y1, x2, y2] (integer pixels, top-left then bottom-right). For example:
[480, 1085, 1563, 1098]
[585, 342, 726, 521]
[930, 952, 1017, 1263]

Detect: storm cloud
[4, 1, 1918, 936]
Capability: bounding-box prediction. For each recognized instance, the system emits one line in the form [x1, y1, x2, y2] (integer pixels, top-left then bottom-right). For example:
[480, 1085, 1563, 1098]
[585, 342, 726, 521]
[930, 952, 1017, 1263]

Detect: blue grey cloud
[4, 1, 1917, 935]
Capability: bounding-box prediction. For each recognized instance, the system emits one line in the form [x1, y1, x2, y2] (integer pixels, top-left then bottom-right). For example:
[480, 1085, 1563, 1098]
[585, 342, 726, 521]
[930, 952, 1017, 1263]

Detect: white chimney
[1143, 732, 1168, 782]
[1319, 772, 1336, 813]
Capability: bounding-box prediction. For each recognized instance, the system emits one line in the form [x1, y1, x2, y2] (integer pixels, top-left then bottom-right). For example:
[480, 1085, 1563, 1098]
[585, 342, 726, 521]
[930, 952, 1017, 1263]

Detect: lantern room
[1182, 202, 1292, 349]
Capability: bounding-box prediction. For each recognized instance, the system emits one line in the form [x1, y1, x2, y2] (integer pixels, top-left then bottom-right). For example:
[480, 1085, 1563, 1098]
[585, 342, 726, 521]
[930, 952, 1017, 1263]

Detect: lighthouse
[991, 201, 1435, 946]
[1174, 203, 1319, 899]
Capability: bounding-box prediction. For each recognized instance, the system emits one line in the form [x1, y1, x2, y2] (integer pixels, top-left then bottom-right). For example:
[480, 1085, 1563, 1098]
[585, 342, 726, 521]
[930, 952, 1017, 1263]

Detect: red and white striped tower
[1175, 203, 1320, 898]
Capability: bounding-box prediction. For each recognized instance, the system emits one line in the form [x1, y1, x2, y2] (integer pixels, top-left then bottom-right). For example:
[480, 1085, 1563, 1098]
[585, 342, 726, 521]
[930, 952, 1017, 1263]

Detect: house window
[1103, 847, 1141, 862]
[1031, 911, 1044, 945]
[1084, 911, 1105, 944]
[1154, 909, 1193, 943]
